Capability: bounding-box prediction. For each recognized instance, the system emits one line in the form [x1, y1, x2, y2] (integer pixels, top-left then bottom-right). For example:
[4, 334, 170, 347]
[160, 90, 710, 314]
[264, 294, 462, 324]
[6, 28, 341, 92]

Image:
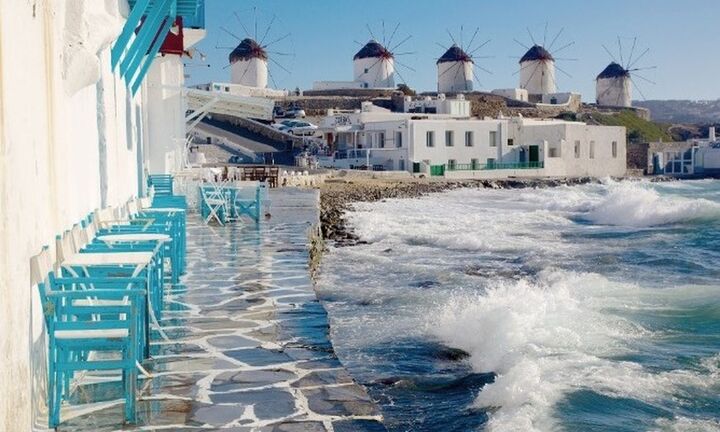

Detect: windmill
[352, 22, 415, 89]
[514, 23, 576, 96]
[596, 37, 656, 107]
[435, 27, 492, 93]
[216, 7, 294, 89]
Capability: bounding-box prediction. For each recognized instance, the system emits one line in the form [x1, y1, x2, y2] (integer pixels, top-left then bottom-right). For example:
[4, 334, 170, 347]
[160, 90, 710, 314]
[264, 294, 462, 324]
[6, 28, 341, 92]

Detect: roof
[229, 38, 268, 63]
[597, 62, 630, 80]
[519, 45, 554, 63]
[437, 44, 472, 64]
[354, 40, 392, 60]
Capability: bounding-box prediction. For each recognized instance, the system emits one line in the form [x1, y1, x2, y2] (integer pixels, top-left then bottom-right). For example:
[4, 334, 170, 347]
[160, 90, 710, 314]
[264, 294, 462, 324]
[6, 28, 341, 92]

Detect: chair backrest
[56, 231, 76, 264]
[70, 224, 86, 252]
[84, 218, 97, 244]
[93, 207, 115, 231]
[126, 199, 139, 217]
[139, 196, 152, 209]
[30, 247, 54, 320]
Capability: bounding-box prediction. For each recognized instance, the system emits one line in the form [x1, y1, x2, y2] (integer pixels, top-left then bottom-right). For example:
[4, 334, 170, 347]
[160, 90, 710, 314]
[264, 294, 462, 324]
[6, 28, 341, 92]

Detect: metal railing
[447, 161, 545, 171]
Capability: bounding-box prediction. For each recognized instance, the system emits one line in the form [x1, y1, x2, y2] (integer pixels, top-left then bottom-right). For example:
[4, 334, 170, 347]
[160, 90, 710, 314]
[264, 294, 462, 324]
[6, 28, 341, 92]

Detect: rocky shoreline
[319, 176, 673, 246]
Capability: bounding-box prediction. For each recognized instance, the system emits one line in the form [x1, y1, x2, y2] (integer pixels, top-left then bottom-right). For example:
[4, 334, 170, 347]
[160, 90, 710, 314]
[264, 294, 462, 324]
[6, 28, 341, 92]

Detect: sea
[316, 179, 720, 432]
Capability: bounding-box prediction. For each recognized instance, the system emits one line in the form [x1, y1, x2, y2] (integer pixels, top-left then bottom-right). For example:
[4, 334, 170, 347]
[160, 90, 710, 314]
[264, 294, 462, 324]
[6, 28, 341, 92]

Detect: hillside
[634, 99, 720, 123]
[581, 110, 672, 143]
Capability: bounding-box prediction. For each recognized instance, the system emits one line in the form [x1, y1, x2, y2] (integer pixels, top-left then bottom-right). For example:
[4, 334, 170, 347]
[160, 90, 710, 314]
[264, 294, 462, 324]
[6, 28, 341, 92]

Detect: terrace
[33, 186, 384, 431]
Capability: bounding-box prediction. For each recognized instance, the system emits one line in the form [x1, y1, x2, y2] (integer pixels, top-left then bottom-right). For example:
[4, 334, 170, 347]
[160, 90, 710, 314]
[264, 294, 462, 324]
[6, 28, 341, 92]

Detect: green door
[430, 165, 445, 176]
[529, 145, 540, 164]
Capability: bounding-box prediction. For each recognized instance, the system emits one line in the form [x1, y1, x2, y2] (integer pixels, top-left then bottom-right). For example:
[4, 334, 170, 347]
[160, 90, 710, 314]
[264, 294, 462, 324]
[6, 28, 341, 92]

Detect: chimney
[709, 126, 716, 142]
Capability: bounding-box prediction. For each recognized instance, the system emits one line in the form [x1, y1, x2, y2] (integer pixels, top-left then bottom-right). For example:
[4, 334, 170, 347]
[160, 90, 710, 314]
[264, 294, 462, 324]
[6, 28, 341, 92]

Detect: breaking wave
[583, 182, 720, 227]
[430, 270, 720, 432]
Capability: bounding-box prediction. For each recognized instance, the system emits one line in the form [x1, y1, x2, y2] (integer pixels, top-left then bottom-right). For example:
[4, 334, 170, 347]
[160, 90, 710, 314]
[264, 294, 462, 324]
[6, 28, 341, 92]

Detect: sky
[187, 0, 720, 101]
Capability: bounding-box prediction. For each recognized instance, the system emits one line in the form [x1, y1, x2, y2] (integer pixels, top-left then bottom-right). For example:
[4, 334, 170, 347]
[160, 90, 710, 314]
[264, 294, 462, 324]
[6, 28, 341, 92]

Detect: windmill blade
[387, 22, 401, 48]
[268, 56, 292, 75]
[438, 61, 462, 79]
[253, 6, 258, 40]
[548, 27, 564, 50]
[474, 64, 493, 75]
[625, 36, 638, 70]
[390, 35, 412, 52]
[394, 58, 416, 73]
[462, 61, 470, 91]
[267, 51, 295, 57]
[220, 26, 243, 42]
[551, 41, 575, 55]
[513, 38, 530, 50]
[460, 25, 465, 50]
[446, 29, 458, 46]
[354, 40, 364, 46]
[543, 21, 548, 47]
[435, 42, 450, 51]
[233, 12, 252, 39]
[554, 57, 579, 61]
[216, 45, 236, 50]
[471, 55, 495, 59]
[468, 39, 491, 55]
[357, 58, 383, 77]
[631, 72, 656, 85]
[394, 51, 417, 57]
[451, 61, 463, 86]
[466, 27, 480, 53]
[555, 64, 573, 78]
[522, 61, 542, 88]
[366, 24, 378, 41]
[526, 27, 536, 45]
[513, 61, 538, 76]
[263, 32, 291, 48]
[601, 45, 618, 64]
[617, 36, 624, 66]
[393, 63, 410, 85]
[628, 66, 657, 72]
[258, 14, 277, 46]
[629, 76, 648, 100]
[267, 65, 280, 90]
[628, 48, 650, 69]
[382, 20, 386, 45]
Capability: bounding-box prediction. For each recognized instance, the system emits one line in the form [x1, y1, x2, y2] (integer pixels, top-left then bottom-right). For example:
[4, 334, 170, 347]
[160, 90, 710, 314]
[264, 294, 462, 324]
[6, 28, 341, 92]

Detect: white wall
[231, 57, 268, 89]
[408, 120, 507, 167]
[353, 57, 394, 88]
[519, 60, 556, 95]
[0, 1, 145, 429]
[596, 77, 632, 107]
[144, 55, 186, 174]
[437, 61, 473, 93]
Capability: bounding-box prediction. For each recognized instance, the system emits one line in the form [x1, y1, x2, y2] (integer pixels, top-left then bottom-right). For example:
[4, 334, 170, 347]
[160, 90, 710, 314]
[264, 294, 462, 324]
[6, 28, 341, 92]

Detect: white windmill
[436, 27, 492, 93]
[515, 24, 575, 97]
[353, 23, 415, 89]
[596, 37, 656, 107]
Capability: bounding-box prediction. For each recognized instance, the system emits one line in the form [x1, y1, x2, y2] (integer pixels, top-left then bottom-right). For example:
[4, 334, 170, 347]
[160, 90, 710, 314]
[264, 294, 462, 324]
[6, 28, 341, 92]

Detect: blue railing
[447, 161, 545, 171]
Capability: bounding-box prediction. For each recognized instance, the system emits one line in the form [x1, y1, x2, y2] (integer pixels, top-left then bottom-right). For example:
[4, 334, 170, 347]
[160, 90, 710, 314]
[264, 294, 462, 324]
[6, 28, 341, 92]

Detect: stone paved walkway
[60, 189, 385, 432]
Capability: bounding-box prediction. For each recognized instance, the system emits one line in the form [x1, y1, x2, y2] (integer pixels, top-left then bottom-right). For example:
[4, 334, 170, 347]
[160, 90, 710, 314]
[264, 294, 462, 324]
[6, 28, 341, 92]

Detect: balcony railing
[447, 161, 545, 171]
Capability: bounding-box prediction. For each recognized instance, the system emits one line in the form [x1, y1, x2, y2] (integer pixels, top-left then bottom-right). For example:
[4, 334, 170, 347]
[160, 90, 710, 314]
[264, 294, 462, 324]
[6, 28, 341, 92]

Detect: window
[448, 159, 456, 170]
[395, 131, 403, 148]
[426, 131, 435, 147]
[489, 131, 497, 147]
[612, 141, 618, 158]
[508, 138, 514, 146]
[465, 131, 474, 147]
[574, 140, 581, 158]
[364, 68, 369, 73]
[589, 141, 595, 159]
[445, 130, 454, 147]
[471, 158, 479, 170]
[378, 132, 385, 148]
[549, 148, 559, 158]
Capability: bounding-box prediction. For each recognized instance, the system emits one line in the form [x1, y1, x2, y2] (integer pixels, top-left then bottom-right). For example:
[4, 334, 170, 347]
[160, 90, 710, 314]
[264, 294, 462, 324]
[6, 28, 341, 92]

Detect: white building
[437, 45, 473, 93]
[318, 106, 626, 178]
[313, 40, 395, 90]
[661, 127, 720, 176]
[596, 62, 632, 107]
[0, 1, 206, 428]
[519, 45, 557, 97]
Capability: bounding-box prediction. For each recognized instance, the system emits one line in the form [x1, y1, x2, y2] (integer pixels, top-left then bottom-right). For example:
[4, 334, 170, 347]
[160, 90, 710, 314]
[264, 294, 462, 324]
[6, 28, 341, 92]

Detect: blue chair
[31, 248, 146, 428]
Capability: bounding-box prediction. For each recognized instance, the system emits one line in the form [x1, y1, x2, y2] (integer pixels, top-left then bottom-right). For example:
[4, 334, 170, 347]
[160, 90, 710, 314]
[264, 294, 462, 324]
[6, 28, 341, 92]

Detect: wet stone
[223, 348, 294, 366]
[295, 358, 344, 370]
[260, 421, 328, 432]
[291, 369, 354, 388]
[207, 335, 260, 349]
[332, 419, 387, 432]
[302, 385, 380, 417]
[211, 369, 297, 393]
[209, 389, 297, 419]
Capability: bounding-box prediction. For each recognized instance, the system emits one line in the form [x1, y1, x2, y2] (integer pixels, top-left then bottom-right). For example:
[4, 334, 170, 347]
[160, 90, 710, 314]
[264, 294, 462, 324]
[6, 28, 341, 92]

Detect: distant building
[316, 97, 626, 178]
[313, 40, 396, 90]
[658, 127, 720, 176]
[519, 45, 556, 96]
[437, 45, 473, 93]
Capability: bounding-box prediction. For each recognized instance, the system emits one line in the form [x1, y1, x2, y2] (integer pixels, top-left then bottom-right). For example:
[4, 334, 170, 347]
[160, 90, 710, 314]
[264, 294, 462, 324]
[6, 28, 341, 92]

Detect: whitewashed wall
[437, 61, 473, 93]
[353, 57, 394, 89]
[596, 77, 632, 107]
[519, 60, 556, 95]
[0, 1, 145, 429]
[230, 57, 268, 88]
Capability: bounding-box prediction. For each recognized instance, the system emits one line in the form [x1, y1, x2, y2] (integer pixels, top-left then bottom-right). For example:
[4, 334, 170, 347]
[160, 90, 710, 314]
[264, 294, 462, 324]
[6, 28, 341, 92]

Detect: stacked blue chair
[31, 247, 147, 428]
